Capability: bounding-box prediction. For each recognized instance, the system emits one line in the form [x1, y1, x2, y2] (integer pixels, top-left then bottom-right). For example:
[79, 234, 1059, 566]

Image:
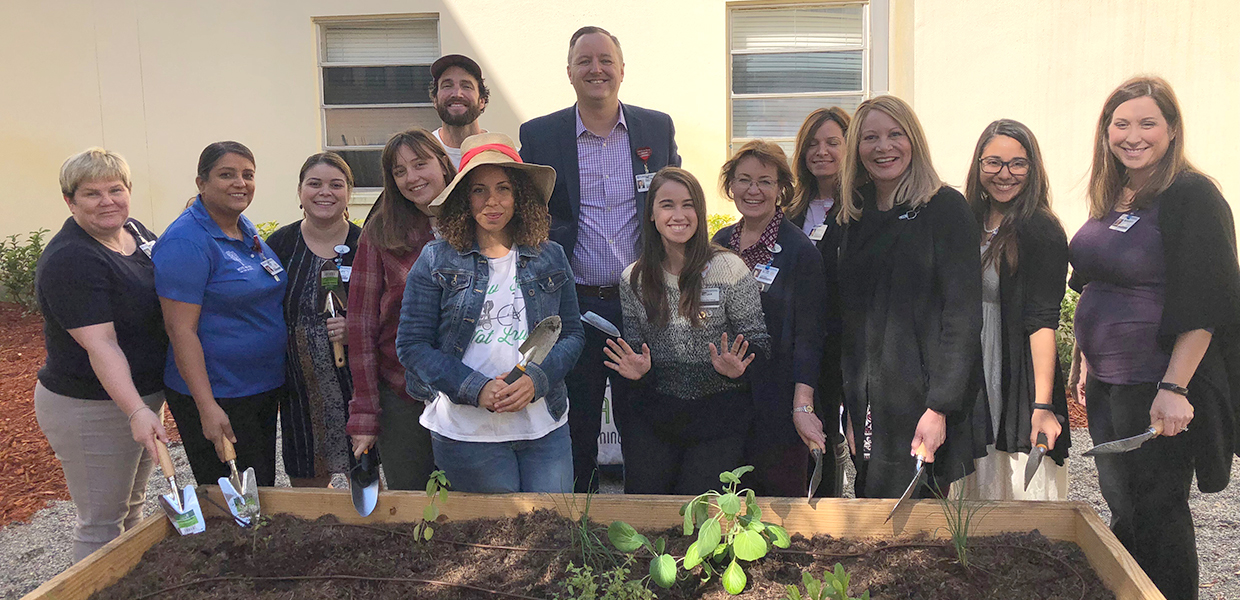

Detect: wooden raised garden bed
[22, 486, 1164, 600]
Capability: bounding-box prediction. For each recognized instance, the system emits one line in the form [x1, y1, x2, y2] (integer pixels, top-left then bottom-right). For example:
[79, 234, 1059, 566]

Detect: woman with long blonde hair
[836, 95, 986, 498]
[1068, 76, 1240, 600]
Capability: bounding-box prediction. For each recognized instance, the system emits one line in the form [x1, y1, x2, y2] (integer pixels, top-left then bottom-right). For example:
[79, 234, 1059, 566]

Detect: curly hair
[437, 166, 550, 251]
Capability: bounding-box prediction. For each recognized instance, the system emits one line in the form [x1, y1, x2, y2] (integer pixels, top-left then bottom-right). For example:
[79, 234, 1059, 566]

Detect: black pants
[746, 429, 810, 498]
[165, 387, 280, 487]
[623, 388, 749, 495]
[565, 293, 631, 493]
[1086, 377, 1197, 600]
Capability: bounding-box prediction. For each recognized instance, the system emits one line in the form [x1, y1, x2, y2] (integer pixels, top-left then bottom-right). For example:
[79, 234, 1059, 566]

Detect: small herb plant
[413, 470, 450, 541]
[932, 479, 993, 569]
[607, 465, 792, 595]
[255, 220, 280, 240]
[0, 228, 49, 313]
[555, 562, 657, 600]
[784, 564, 870, 600]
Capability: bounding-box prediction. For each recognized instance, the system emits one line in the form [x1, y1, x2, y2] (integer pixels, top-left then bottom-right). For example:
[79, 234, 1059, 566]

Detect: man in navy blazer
[519, 25, 679, 493]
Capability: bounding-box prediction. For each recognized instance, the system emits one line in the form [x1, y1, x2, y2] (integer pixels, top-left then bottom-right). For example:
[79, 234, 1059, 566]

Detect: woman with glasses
[265, 152, 362, 487]
[836, 95, 985, 498]
[1070, 76, 1240, 600]
[712, 141, 828, 497]
[607, 167, 770, 495]
[962, 120, 1070, 501]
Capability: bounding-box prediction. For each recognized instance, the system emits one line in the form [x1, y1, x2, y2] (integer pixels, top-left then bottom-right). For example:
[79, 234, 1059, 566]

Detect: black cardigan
[713, 220, 827, 447]
[838, 185, 986, 497]
[1070, 171, 1240, 493]
[992, 212, 1071, 464]
[790, 202, 846, 445]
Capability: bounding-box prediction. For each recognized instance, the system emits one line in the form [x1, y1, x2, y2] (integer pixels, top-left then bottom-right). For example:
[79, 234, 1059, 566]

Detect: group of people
[30, 24, 1239, 600]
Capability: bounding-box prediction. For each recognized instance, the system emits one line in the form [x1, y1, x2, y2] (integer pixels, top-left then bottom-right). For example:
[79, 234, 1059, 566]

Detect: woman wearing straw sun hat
[395, 132, 585, 493]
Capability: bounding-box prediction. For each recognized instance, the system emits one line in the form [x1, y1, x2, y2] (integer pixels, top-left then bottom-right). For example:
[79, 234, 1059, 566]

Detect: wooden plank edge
[21, 514, 171, 600]
[1072, 504, 1166, 600]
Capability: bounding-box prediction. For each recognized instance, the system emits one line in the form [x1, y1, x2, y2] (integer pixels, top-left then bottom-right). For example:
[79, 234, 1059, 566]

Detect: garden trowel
[320, 260, 347, 368]
[807, 447, 823, 500]
[154, 439, 205, 535]
[582, 311, 621, 338]
[502, 315, 562, 384]
[349, 448, 380, 517]
[217, 437, 260, 525]
[1083, 421, 1165, 456]
[1023, 432, 1050, 491]
[886, 443, 928, 523]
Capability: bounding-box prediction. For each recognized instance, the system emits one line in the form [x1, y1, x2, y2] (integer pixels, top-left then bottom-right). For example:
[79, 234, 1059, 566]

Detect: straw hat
[427, 132, 556, 217]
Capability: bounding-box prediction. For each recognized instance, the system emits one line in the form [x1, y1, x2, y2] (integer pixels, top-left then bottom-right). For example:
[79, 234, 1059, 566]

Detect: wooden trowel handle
[155, 439, 176, 479]
[333, 341, 346, 367]
[220, 436, 237, 463]
[1151, 420, 1164, 436]
[915, 443, 928, 460]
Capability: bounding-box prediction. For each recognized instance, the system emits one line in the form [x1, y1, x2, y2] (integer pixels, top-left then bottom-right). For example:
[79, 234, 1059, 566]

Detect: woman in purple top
[1069, 76, 1240, 600]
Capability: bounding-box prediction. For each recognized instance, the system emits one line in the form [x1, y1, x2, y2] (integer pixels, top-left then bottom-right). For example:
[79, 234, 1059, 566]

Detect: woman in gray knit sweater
[605, 167, 770, 495]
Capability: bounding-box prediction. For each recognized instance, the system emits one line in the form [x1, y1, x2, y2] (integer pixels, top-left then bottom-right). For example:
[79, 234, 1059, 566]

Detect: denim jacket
[396, 239, 584, 420]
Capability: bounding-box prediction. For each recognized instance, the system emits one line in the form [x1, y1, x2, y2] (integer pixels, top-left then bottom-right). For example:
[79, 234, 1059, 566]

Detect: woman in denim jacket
[396, 133, 584, 493]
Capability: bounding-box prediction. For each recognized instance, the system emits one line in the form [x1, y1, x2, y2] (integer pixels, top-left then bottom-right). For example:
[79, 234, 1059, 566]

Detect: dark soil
[91, 509, 1114, 600]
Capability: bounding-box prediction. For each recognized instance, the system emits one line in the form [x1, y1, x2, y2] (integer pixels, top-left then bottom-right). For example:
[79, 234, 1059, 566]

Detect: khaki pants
[34, 383, 165, 562]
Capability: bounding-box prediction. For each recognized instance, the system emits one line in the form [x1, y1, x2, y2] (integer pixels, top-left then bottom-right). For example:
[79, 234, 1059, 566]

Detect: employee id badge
[809, 224, 829, 241]
[752, 263, 779, 292]
[1109, 213, 1140, 232]
[699, 286, 722, 309]
[138, 240, 155, 258]
[260, 257, 284, 281]
[339, 265, 352, 282]
[635, 172, 656, 193]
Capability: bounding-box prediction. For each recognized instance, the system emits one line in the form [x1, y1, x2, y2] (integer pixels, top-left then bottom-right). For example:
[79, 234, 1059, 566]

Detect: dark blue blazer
[518, 103, 680, 259]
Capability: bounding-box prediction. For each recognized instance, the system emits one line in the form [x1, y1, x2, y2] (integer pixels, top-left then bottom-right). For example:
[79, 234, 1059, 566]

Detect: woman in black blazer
[962, 119, 1070, 501]
[836, 95, 985, 498]
[713, 140, 827, 498]
[786, 107, 851, 497]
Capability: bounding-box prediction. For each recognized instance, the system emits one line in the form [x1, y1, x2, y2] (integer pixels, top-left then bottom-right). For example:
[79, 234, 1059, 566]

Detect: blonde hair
[59, 148, 132, 198]
[837, 95, 941, 225]
[1087, 76, 1196, 219]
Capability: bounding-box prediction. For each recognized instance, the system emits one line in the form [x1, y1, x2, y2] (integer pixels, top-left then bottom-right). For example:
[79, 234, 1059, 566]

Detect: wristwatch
[792, 405, 814, 415]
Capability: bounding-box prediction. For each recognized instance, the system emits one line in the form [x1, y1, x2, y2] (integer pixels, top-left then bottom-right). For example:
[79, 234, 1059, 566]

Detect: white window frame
[314, 15, 441, 200]
[725, 0, 889, 153]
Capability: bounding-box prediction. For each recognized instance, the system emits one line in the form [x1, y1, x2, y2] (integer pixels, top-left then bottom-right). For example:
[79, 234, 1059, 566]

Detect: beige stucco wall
[2, 0, 1238, 241]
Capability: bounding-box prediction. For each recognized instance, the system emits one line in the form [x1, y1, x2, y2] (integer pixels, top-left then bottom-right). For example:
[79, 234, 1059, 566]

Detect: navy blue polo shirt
[152, 198, 286, 398]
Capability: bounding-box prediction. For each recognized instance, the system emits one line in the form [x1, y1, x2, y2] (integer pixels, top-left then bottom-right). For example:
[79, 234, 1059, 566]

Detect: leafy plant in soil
[414, 470, 450, 541]
[0, 228, 49, 313]
[554, 562, 657, 600]
[783, 564, 870, 600]
[931, 479, 994, 570]
[607, 466, 792, 595]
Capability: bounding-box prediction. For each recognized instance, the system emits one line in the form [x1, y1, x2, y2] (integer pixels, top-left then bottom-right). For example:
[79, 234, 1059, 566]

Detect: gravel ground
[2, 429, 1237, 599]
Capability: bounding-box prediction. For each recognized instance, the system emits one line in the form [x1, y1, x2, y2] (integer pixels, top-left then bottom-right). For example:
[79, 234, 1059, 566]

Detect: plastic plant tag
[171, 486, 206, 535]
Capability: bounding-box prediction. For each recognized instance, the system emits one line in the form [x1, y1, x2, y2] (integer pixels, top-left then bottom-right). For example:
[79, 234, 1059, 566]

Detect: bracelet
[127, 405, 152, 423]
[1158, 381, 1189, 397]
[792, 405, 814, 415]
[1032, 403, 1056, 412]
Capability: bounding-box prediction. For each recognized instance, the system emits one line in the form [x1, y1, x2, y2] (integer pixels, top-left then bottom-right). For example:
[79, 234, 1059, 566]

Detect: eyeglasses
[979, 157, 1030, 176]
[732, 178, 777, 193]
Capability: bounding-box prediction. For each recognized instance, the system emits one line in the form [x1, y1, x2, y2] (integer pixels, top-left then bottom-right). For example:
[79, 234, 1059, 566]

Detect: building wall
[2, 0, 1238, 240]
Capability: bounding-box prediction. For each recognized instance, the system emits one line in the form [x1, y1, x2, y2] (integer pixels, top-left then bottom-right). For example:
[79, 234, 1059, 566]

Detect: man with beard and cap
[429, 54, 488, 169]
[519, 26, 680, 493]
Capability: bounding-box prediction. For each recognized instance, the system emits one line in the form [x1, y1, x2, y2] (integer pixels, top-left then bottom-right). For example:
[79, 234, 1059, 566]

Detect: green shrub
[0, 228, 50, 313]
[255, 221, 280, 240]
[707, 213, 738, 239]
[1056, 285, 1079, 368]
[555, 562, 656, 600]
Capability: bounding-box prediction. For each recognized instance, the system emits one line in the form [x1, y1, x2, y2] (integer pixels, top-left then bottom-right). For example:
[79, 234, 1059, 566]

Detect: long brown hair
[964, 119, 1056, 271]
[630, 167, 720, 328]
[363, 129, 456, 254]
[788, 107, 851, 221]
[837, 95, 941, 225]
[1088, 76, 1197, 219]
[436, 166, 550, 251]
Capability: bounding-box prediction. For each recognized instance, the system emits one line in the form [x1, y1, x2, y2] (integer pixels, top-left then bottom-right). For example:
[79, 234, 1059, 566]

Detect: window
[317, 18, 441, 191]
[728, 3, 874, 156]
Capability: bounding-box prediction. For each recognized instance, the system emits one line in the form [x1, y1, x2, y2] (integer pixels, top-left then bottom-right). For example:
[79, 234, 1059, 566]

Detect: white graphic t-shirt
[420, 248, 567, 442]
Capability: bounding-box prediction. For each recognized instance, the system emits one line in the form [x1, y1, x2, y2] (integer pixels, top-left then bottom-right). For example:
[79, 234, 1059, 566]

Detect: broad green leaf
[718, 492, 741, 516]
[713, 542, 729, 558]
[423, 503, 439, 522]
[805, 573, 821, 599]
[438, 488, 448, 504]
[722, 559, 747, 595]
[731, 465, 754, 479]
[745, 489, 761, 521]
[732, 529, 768, 561]
[608, 521, 646, 552]
[683, 499, 697, 535]
[693, 499, 709, 527]
[719, 471, 740, 484]
[766, 524, 792, 548]
[426, 478, 437, 496]
[654, 537, 666, 554]
[742, 516, 766, 532]
[697, 517, 722, 553]
[683, 540, 703, 569]
[785, 584, 802, 600]
[423, 527, 433, 541]
[650, 554, 677, 588]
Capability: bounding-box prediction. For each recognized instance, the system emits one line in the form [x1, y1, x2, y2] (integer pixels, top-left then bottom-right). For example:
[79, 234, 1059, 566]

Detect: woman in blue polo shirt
[152, 141, 286, 486]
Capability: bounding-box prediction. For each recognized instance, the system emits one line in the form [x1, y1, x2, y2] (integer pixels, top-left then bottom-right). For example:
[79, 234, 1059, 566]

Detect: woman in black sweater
[836, 95, 985, 498]
[713, 140, 828, 498]
[1070, 76, 1240, 600]
[962, 119, 1070, 500]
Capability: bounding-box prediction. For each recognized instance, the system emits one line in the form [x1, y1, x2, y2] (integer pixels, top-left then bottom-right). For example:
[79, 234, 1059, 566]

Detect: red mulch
[0, 302, 179, 527]
[1068, 396, 1089, 429]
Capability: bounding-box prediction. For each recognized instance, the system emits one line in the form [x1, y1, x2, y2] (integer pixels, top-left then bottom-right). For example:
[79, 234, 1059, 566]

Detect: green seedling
[931, 477, 994, 570]
[784, 563, 870, 600]
[413, 470, 450, 542]
[554, 561, 656, 600]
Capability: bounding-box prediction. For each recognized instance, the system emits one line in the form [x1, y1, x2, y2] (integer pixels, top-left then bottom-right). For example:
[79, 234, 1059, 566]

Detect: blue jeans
[429, 423, 573, 493]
